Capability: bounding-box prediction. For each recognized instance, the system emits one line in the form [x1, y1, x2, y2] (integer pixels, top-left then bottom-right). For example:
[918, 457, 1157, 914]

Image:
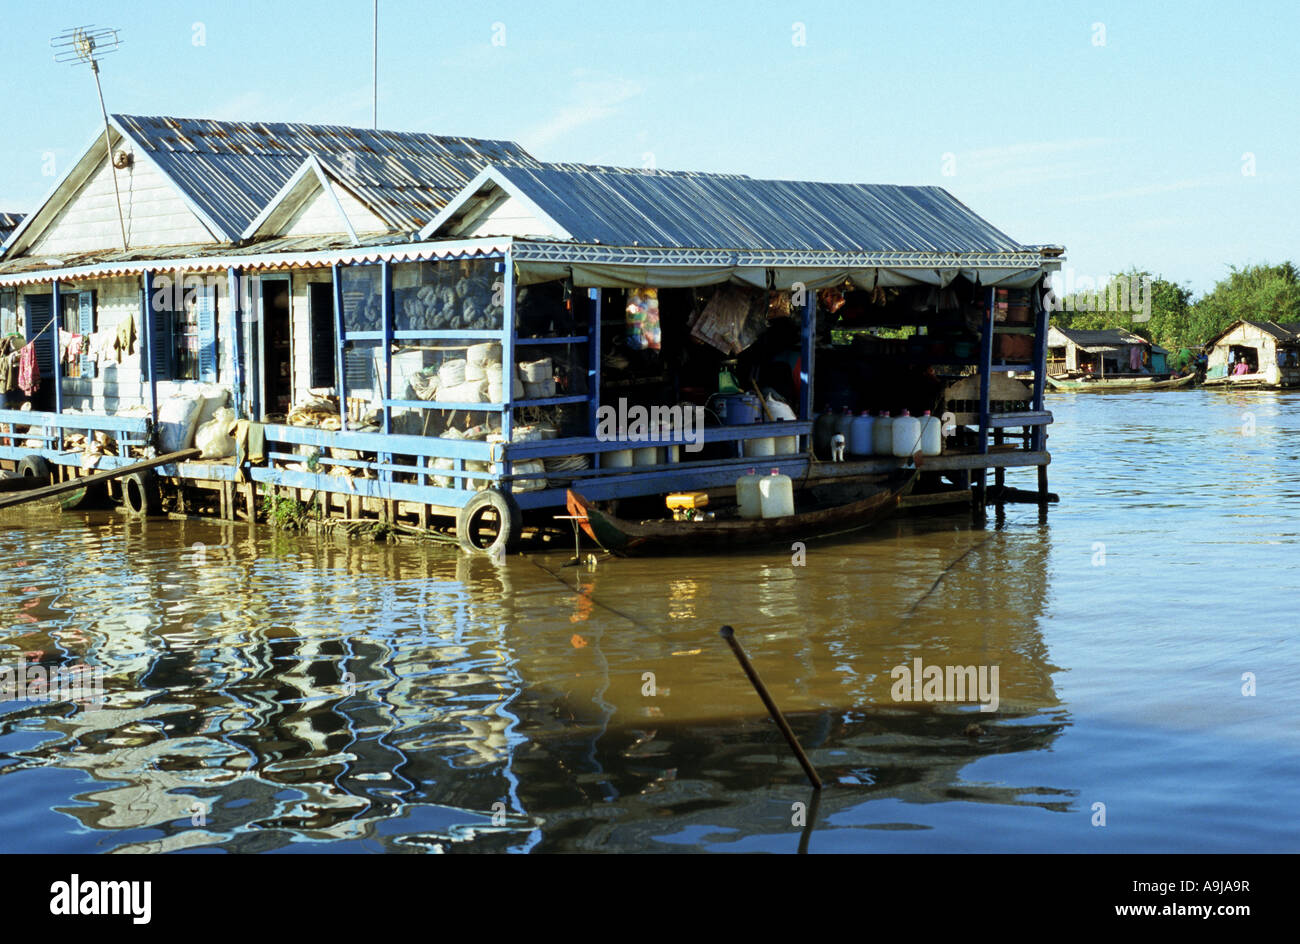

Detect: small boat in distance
[1047, 373, 1196, 392]
[566, 470, 916, 556]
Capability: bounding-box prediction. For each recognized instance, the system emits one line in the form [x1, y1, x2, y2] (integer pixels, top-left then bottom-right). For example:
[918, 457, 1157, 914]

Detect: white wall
[28, 155, 215, 256]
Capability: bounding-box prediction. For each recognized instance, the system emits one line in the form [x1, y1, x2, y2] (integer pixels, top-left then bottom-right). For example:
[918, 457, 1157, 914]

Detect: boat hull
[566, 471, 916, 556]
[1047, 373, 1195, 392]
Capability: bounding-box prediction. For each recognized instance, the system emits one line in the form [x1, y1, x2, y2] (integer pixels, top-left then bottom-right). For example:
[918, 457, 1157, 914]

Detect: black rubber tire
[456, 489, 521, 556]
[121, 471, 160, 516]
[17, 455, 50, 481]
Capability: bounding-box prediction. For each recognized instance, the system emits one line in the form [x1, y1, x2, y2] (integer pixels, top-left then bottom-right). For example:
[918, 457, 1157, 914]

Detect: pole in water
[719, 625, 822, 790]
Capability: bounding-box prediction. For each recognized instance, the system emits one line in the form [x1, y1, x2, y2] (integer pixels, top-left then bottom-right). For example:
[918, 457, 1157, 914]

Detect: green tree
[1189, 262, 1300, 345]
[1051, 269, 1193, 350]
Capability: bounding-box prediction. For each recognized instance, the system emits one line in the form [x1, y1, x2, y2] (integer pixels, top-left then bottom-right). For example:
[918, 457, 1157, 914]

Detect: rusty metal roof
[111, 114, 539, 240]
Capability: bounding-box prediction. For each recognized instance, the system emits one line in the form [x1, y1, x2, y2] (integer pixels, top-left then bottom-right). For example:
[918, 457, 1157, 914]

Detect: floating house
[1202, 319, 1300, 388]
[1045, 326, 1168, 377]
[1, 113, 1064, 551]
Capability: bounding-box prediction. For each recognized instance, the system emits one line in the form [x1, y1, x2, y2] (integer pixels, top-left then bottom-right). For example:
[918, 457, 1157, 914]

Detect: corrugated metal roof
[0, 234, 510, 286]
[112, 114, 540, 239]
[0, 212, 22, 244]
[1051, 327, 1148, 350]
[458, 163, 1027, 254]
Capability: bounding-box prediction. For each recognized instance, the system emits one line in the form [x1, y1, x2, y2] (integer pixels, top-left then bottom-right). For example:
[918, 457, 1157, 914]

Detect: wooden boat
[566, 470, 916, 556]
[1046, 373, 1195, 392]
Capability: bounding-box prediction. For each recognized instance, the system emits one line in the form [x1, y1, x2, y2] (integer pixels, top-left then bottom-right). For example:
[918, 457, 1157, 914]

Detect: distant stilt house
[0, 113, 1064, 548]
[1046, 326, 1167, 378]
[1202, 319, 1300, 388]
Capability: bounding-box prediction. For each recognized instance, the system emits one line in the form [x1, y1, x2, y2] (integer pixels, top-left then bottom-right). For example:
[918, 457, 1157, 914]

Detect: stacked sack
[518, 357, 555, 399]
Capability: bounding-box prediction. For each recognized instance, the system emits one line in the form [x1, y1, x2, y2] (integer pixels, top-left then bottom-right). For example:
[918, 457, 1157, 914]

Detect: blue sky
[1, 0, 1295, 296]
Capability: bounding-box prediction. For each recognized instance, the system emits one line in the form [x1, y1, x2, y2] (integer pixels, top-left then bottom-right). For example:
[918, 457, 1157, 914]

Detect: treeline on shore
[1050, 262, 1300, 353]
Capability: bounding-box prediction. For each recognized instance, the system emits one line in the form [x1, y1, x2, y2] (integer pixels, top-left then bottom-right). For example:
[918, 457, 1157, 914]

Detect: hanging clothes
[18, 342, 39, 395]
[115, 316, 137, 362]
[0, 336, 23, 393]
[1129, 345, 1142, 371]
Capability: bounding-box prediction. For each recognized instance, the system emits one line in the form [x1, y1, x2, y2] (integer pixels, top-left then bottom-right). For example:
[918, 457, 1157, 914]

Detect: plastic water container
[725, 393, 762, 425]
[633, 446, 660, 466]
[892, 409, 921, 457]
[814, 407, 837, 458]
[872, 411, 894, 455]
[743, 436, 776, 458]
[604, 449, 634, 468]
[737, 469, 762, 519]
[849, 411, 874, 455]
[834, 406, 855, 439]
[759, 468, 795, 519]
[920, 410, 942, 456]
[774, 434, 798, 454]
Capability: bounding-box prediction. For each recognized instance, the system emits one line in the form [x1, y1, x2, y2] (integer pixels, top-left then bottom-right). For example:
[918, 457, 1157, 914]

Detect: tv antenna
[52, 26, 128, 251]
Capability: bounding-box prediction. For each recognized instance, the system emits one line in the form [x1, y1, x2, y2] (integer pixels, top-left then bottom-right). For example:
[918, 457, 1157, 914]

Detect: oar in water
[719, 625, 822, 790]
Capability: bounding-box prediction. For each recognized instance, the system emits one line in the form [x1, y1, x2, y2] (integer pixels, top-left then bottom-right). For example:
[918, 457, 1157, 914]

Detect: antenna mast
[52, 26, 128, 251]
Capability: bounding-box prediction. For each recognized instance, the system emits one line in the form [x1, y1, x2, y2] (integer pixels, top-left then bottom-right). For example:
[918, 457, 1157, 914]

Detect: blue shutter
[78, 291, 96, 378]
[24, 295, 55, 380]
[197, 285, 217, 381]
[152, 297, 172, 381]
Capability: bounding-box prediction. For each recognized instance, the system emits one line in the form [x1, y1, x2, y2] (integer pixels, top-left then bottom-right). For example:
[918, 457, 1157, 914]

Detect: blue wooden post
[975, 285, 995, 516]
[1032, 276, 1051, 501]
[380, 259, 393, 438]
[588, 286, 601, 444]
[378, 260, 395, 495]
[1031, 278, 1049, 449]
[500, 253, 515, 484]
[227, 267, 244, 418]
[800, 286, 816, 451]
[50, 280, 63, 415]
[332, 263, 348, 429]
[141, 271, 158, 429]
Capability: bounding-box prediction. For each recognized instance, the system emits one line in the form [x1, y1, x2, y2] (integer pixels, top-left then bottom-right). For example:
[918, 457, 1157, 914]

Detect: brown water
[2, 388, 1298, 852]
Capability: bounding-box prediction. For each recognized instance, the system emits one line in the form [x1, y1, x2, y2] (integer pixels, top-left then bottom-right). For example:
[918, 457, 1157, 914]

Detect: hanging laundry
[115, 316, 136, 362]
[18, 342, 39, 395]
[0, 336, 23, 394]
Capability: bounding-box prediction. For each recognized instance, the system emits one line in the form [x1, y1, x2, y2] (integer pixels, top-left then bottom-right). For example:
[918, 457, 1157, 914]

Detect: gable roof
[421, 163, 1029, 255]
[1048, 326, 1150, 351]
[1204, 319, 1300, 346]
[111, 114, 539, 240]
[3, 115, 539, 256]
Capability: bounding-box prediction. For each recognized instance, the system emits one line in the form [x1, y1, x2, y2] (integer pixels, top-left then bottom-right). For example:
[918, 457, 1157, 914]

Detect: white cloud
[519, 71, 643, 153]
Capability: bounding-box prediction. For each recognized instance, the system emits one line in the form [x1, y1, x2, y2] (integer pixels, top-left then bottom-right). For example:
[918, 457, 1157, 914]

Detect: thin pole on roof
[52, 26, 128, 251]
[372, 0, 378, 129]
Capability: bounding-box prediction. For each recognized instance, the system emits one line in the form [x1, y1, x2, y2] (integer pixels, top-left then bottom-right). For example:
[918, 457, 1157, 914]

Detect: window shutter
[24, 295, 55, 379]
[78, 291, 96, 378]
[197, 286, 217, 382]
[152, 299, 172, 381]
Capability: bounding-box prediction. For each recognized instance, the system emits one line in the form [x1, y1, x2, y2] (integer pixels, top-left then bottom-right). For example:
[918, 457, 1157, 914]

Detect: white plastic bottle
[834, 406, 855, 440]
[849, 411, 874, 456]
[920, 410, 942, 456]
[737, 468, 762, 519]
[892, 409, 921, 457]
[872, 411, 894, 455]
[758, 468, 795, 518]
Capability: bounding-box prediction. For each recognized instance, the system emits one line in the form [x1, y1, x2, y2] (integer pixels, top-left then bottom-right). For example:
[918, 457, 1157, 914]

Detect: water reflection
[0, 494, 1069, 852]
